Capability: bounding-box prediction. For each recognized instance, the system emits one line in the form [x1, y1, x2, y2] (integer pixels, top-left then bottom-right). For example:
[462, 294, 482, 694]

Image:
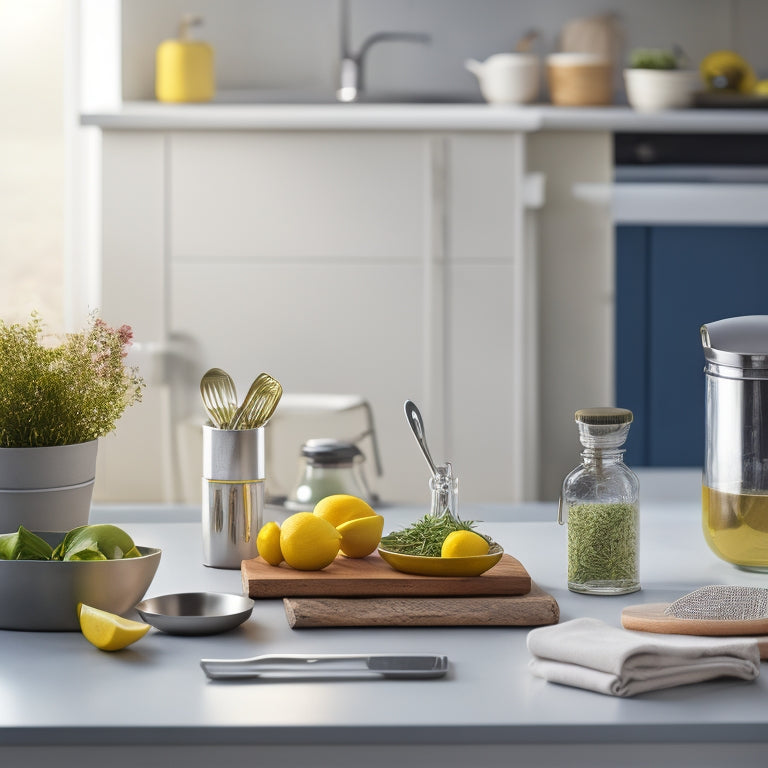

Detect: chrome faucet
[336, 1, 431, 102]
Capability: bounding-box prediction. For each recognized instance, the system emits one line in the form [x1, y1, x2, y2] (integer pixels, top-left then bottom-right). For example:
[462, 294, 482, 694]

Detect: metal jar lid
[575, 407, 633, 425]
[701, 315, 768, 373]
[301, 438, 362, 466]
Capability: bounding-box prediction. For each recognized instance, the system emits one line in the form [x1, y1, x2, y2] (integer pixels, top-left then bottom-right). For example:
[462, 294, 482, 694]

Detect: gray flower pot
[0, 440, 98, 532]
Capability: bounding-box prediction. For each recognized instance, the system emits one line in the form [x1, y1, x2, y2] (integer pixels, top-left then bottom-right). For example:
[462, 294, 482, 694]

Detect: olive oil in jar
[702, 486, 768, 571]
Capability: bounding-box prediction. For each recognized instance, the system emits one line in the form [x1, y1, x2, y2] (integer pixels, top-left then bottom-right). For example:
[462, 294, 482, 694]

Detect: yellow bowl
[377, 543, 503, 577]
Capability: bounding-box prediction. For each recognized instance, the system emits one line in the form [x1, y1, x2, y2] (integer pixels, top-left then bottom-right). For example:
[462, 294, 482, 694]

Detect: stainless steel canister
[202, 425, 265, 568]
[701, 316, 768, 571]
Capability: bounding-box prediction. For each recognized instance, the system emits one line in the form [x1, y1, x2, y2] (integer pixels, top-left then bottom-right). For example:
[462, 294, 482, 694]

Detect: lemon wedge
[78, 603, 151, 651]
[336, 514, 384, 558]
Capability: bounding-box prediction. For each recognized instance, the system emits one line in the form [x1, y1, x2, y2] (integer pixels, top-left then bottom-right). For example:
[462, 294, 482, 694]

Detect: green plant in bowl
[629, 48, 679, 70]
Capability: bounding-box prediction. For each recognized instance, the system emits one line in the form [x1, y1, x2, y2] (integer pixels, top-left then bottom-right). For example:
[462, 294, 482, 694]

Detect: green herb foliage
[567, 502, 638, 584]
[629, 48, 678, 70]
[0, 313, 144, 447]
[379, 512, 478, 557]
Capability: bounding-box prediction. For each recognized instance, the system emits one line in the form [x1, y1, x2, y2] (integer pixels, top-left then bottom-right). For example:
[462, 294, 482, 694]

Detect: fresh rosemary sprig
[379, 512, 477, 557]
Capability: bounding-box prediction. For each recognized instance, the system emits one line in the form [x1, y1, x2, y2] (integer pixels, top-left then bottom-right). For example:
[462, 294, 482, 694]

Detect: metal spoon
[229, 373, 283, 430]
[403, 400, 438, 477]
[200, 368, 238, 429]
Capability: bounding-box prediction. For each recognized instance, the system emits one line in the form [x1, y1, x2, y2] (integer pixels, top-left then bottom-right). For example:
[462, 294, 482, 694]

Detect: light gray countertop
[3, 483, 768, 767]
[80, 102, 768, 133]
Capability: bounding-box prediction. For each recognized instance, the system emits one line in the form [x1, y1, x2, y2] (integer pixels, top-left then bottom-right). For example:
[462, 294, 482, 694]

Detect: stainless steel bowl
[135, 592, 254, 636]
[0, 532, 161, 631]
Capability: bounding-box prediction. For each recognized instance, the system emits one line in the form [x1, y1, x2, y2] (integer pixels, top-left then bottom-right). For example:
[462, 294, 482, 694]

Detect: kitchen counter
[3, 485, 768, 768]
[80, 101, 768, 133]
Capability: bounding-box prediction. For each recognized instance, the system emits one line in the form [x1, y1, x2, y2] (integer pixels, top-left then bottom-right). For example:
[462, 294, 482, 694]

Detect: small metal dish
[135, 592, 254, 636]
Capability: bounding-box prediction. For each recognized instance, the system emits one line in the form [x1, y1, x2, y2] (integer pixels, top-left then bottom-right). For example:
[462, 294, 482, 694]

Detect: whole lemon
[313, 494, 377, 528]
[280, 512, 342, 570]
[441, 530, 490, 558]
[256, 521, 284, 566]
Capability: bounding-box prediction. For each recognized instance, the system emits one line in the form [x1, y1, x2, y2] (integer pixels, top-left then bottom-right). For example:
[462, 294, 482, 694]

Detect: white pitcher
[465, 53, 540, 104]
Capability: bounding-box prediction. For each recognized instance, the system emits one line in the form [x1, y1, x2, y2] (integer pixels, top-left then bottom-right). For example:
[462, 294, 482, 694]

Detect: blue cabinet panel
[616, 225, 768, 468]
[615, 227, 649, 465]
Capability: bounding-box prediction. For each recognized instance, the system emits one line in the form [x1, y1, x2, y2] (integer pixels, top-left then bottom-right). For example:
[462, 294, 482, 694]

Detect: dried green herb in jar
[567, 502, 638, 585]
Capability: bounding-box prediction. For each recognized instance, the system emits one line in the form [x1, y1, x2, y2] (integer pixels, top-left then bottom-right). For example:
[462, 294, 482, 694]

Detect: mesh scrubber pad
[664, 585, 768, 621]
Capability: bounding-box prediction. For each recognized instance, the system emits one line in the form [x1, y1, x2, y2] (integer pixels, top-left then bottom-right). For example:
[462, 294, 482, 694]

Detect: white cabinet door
[95, 130, 536, 506]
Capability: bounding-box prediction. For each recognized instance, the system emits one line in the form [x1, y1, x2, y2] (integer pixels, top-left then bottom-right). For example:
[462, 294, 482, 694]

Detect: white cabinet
[95, 129, 539, 506]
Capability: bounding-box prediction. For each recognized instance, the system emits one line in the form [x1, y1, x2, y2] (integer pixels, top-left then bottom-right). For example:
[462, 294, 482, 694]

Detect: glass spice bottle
[558, 407, 640, 595]
[429, 463, 459, 520]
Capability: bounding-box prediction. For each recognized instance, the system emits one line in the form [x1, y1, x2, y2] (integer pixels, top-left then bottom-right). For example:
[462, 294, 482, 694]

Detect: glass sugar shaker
[558, 407, 640, 595]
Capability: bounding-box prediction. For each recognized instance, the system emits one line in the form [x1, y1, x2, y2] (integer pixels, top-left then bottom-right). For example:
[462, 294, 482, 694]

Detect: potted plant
[0, 313, 143, 531]
[624, 47, 701, 111]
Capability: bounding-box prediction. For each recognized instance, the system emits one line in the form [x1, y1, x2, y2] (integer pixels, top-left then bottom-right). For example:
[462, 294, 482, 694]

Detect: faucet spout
[337, 27, 431, 102]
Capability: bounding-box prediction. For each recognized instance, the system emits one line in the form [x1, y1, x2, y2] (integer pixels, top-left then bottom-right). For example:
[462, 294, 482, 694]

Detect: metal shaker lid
[301, 438, 362, 465]
[701, 315, 768, 370]
[575, 407, 633, 425]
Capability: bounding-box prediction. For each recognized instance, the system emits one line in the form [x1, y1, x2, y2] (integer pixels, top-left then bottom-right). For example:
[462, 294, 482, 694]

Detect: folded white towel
[527, 617, 760, 697]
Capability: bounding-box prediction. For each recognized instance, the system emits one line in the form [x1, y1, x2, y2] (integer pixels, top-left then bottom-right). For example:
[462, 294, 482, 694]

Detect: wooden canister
[547, 53, 613, 106]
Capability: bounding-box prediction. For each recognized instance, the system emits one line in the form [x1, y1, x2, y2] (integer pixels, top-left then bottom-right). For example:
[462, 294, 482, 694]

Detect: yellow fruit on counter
[754, 80, 768, 96]
[336, 514, 385, 558]
[78, 603, 150, 652]
[313, 494, 377, 527]
[440, 530, 491, 558]
[700, 50, 756, 93]
[256, 521, 284, 566]
[279, 512, 341, 571]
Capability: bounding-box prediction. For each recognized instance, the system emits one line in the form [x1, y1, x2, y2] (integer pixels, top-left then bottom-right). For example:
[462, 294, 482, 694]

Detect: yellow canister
[155, 15, 215, 103]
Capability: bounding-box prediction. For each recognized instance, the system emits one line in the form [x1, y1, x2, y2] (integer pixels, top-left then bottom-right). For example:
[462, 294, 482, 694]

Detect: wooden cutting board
[283, 581, 559, 628]
[241, 552, 531, 599]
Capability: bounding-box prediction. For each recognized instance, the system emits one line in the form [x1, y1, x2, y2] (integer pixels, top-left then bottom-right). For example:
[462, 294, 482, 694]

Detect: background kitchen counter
[81, 102, 768, 133]
[3, 475, 768, 768]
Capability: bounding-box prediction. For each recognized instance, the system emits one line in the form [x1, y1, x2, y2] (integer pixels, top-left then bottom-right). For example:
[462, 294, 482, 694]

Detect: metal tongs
[200, 653, 449, 680]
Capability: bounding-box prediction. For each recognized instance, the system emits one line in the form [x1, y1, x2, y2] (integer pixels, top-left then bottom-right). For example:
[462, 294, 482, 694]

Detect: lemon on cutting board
[279, 512, 341, 571]
[313, 494, 377, 527]
[314, 494, 383, 558]
[78, 603, 150, 651]
[336, 514, 385, 558]
[440, 530, 491, 558]
[256, 520, 284, 566]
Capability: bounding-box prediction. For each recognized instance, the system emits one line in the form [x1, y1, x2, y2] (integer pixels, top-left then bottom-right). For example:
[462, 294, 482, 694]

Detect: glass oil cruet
[558, 407, 640, 595]
[701, 315, 768, 571]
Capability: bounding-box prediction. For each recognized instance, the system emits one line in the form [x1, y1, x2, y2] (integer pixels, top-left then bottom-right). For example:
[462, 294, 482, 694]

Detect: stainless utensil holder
[202, 425, 265, 569]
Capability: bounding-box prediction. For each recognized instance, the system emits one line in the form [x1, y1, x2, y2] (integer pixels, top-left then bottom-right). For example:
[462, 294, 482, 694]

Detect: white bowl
[624, 68, 700, 112]
[465, 53, 540, 105]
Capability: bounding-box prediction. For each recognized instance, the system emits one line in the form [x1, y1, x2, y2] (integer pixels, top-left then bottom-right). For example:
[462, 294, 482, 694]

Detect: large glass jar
[701, 316, 768, 571]
[559, 407, 640, 595]
[284, 439, 373, 511]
